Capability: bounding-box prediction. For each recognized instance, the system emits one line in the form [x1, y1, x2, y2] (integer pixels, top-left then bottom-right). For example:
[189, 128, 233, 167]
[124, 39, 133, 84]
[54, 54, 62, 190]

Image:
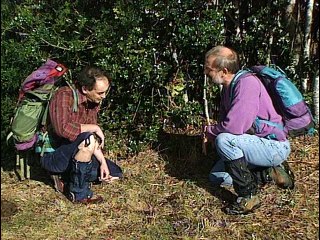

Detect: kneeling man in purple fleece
[203, 46, 294, 215]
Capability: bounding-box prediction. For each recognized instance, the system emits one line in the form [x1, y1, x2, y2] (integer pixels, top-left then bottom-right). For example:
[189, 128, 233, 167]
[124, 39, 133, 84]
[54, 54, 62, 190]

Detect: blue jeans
[40, 132, 123, 201]
[41, 132, 123, 177]
[209, 133, 291, 187]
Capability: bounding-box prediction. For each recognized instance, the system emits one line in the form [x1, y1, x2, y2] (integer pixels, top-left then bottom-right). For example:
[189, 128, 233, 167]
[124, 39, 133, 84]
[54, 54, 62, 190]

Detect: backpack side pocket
[11, 99, 45, 142]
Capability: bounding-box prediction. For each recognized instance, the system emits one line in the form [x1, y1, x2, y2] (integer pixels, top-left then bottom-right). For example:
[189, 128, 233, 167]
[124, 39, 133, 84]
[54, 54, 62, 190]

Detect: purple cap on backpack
[21, 59, 60, 92]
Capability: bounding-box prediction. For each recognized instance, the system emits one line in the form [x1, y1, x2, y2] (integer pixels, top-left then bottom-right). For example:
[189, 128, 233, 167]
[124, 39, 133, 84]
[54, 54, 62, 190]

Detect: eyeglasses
[204, 66, 221, 75]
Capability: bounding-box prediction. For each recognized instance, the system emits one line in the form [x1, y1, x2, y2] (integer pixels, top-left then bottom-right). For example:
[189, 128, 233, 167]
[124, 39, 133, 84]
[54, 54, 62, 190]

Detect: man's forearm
[93, 148, 106, 165]
[80, 124, 100, 133]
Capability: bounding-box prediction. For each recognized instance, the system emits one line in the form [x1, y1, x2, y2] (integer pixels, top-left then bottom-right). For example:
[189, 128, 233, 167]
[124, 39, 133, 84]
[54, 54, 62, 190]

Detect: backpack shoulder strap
[229, 69, 250, 102]
[42, 81, 79, 126]
[65, 81, 79, 112]
[40, 85, 58, 126]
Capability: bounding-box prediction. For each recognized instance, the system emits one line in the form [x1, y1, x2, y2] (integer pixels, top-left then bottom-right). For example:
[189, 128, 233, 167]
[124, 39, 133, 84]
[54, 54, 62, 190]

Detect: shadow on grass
[1, 146, 53, 188]
[155, 129, 237, 205]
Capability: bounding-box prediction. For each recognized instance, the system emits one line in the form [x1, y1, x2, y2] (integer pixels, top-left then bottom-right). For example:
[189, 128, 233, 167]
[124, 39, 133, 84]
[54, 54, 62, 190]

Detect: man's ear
[222, 67, 229, 75]
[82, 86, 88, 94]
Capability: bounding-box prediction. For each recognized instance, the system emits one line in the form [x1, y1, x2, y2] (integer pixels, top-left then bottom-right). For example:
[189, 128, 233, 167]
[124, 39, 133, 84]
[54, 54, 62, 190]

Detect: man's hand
[99, 161, 110, 181]
[94, 126, 105, 149]
[202, 124, 215, 143]
[202, 125, 208, 155]
[99, 160, 120, 183]
[80, 123, 105, 149]
[202, 124, 216, 155]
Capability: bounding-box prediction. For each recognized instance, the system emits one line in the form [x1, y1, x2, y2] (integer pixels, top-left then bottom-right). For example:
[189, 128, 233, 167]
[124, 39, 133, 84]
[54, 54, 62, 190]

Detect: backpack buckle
[56, 65, 63, 72]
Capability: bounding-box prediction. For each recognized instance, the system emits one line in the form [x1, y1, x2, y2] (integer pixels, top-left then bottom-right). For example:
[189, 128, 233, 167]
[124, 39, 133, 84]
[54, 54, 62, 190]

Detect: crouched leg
[224, 157, 260, 215]
[66, 133, 103, 204]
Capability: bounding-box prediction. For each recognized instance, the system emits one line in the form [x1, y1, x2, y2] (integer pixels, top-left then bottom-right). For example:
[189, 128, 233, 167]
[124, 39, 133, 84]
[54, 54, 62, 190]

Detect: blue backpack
[231, 65, 316, 138]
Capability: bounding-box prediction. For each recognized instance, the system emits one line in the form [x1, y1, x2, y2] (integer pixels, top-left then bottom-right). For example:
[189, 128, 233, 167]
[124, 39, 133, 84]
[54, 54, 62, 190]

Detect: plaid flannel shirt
[49, 86, 99, 142]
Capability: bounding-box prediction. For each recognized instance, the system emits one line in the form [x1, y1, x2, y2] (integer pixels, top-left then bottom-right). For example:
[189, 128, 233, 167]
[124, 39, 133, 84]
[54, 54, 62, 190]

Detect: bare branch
[40, 38, 72, 51]
[40, 38, 95, 51]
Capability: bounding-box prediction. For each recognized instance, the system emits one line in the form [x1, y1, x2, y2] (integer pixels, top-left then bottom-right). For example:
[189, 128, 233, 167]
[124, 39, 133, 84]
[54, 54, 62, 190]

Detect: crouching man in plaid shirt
[41, 66, 122, 204]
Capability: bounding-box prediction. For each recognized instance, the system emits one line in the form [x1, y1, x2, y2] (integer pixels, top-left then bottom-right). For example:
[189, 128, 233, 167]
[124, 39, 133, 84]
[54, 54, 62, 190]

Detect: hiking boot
[77, 196, 104, 204]
[224, 195, 261, 215]
[50, 174, 64, 193]
[268, 161, 294, 189]
[251, 167, 273, 186]
[66, 192, 103, 204]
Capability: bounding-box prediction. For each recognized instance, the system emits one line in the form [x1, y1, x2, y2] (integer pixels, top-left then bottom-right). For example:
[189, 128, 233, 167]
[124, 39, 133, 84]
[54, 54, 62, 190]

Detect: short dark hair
[77, 66, 111, 90]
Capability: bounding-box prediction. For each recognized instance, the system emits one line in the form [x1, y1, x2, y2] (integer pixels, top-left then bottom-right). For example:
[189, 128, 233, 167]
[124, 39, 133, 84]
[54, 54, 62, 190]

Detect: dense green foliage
[1, 0, 318, 157]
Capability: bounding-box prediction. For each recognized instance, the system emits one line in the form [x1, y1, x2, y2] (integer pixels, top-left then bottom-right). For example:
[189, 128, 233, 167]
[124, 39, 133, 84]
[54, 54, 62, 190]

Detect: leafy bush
[1, 0, 317, 158]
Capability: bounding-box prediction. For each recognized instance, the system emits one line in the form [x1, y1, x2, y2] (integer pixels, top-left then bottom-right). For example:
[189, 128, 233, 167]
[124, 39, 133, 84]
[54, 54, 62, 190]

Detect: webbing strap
[254, 117, 284, 140]
[257, 118, 284, 130]
[40, 131, 48, 157]
[65, 81, 78, 112]
[6, 131, 13, 145]
[41, 86, 58, 126]
[229, 70, 249, 102]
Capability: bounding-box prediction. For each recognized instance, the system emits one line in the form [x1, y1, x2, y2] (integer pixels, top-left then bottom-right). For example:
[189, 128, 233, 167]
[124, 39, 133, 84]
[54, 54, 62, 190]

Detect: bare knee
[74, 134, 98, 162]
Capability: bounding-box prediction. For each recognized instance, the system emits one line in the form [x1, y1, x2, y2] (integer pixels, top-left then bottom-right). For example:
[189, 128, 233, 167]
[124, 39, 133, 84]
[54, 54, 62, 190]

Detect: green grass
[1, 132, 319, 240]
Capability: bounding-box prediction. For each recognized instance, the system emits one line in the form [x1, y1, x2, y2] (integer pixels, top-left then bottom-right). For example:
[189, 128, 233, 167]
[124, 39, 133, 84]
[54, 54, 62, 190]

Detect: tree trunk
[286, 0, 297, 31]
[285, 0, 300, 77]
[302, 0, 314, 92]
[266, 32, 273, 65]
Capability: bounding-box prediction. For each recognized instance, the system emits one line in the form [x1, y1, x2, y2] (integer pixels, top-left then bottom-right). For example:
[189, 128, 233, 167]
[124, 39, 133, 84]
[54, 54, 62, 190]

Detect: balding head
[205, 46, 240, 74]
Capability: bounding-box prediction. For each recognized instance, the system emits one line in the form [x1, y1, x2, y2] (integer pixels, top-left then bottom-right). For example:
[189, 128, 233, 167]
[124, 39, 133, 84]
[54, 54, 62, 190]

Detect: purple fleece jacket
[206, 73, 287, 141]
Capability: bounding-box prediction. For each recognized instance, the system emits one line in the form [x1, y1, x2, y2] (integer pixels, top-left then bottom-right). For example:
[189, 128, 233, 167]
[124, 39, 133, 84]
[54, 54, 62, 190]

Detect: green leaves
[2, 0, 310, 156]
